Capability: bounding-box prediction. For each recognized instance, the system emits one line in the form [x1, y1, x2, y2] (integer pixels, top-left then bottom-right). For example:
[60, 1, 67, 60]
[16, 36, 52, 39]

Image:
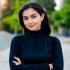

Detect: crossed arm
[12, 56, 53, 70]
[9, 36, 63, 70]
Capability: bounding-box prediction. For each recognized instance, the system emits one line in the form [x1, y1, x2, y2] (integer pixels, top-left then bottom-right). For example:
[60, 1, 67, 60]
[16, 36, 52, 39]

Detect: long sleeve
[9, 36, 22, 70]
[17, 63, 50, 70]
[51, 37, 64, 70]
[9, 36, 50, 70]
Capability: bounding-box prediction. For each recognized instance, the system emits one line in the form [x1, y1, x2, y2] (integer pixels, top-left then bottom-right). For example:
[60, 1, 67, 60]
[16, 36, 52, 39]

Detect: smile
[28, 24, 36, 27]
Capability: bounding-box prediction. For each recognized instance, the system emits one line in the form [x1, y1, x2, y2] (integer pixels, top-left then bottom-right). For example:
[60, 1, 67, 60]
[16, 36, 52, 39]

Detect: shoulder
[49, 36, 61, 43]
[12, 35, 22, 41]
[11, 34, 24, 43]
[11, 34, 28, 43]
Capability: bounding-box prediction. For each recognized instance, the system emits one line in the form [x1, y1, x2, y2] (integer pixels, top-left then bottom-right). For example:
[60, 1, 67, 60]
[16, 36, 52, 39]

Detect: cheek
[37, 22, 41, 27]
[24, 23, 28, 28]
[35, 20, 41, 27]
[34, 17, 42, 23]
[34, 18, 42, 27]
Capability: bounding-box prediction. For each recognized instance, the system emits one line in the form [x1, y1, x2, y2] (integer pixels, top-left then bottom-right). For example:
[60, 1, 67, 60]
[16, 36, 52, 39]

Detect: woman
[9, 2, 64, 70]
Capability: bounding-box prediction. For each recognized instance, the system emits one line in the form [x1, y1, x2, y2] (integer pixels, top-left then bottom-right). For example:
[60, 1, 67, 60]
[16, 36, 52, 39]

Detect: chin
[28, 28, 38, 31]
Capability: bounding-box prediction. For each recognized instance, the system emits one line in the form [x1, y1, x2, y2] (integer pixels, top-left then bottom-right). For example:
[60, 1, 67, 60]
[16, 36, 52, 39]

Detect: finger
[14, 57, 20, 62]
[13, 61, 19, 65]
[12, 61, 20, 65]
[49, 64, 53, 70]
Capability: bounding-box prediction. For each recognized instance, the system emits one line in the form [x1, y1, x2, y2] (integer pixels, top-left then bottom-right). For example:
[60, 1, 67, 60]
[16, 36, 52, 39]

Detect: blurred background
[0, 0, 70, 70]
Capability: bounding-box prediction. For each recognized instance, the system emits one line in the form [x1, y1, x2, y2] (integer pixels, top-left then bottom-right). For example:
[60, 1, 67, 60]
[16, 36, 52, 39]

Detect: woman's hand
[13, 56, 21, 65]
[12, 56, 53, 70]
[49, 64, 53, 70]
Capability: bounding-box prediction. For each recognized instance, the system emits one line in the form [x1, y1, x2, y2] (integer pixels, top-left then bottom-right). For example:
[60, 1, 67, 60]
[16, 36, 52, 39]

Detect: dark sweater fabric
[9, 30, 63, 70]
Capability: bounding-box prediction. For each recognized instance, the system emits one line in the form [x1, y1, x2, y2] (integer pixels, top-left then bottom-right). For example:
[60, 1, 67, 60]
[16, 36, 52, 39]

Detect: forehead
[22, 8, 39, 16]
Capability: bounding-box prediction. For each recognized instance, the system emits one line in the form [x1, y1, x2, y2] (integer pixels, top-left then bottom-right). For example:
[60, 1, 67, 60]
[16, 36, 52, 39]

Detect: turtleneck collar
[26, 28, 48, 38]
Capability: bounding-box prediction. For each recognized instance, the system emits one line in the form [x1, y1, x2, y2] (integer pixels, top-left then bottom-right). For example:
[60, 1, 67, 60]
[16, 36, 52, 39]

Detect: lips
[28, 24, 36, 27]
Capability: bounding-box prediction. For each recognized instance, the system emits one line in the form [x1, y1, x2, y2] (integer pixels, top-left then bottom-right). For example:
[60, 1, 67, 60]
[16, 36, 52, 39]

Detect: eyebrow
[23, 14, 37, 17]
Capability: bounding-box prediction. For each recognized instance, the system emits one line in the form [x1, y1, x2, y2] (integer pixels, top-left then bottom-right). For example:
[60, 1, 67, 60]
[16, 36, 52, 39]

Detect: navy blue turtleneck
[9, 29, 63, 70]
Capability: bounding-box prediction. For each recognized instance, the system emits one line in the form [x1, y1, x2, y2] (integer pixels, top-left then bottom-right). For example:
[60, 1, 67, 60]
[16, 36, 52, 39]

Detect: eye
[31, 15, 36, 19]
[23, 17, 28, 21]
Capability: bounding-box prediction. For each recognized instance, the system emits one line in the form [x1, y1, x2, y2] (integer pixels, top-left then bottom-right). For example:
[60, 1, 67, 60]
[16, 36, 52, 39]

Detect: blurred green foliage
[51, 0, 70, 28]
[51, 0, 70, 36]
[2, 0, 30, 33]
[35, 0, 55, 14]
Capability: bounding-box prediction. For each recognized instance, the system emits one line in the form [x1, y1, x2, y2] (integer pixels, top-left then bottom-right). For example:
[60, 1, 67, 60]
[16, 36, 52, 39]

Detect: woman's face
[22, 8, 44, 31]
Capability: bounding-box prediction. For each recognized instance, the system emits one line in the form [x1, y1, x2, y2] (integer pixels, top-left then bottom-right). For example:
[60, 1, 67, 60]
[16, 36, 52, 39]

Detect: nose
[28, 18, 32, 24]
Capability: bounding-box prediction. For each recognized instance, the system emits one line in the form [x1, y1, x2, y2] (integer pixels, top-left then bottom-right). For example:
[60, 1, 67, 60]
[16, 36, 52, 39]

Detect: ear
[41, 13, 45, 21]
